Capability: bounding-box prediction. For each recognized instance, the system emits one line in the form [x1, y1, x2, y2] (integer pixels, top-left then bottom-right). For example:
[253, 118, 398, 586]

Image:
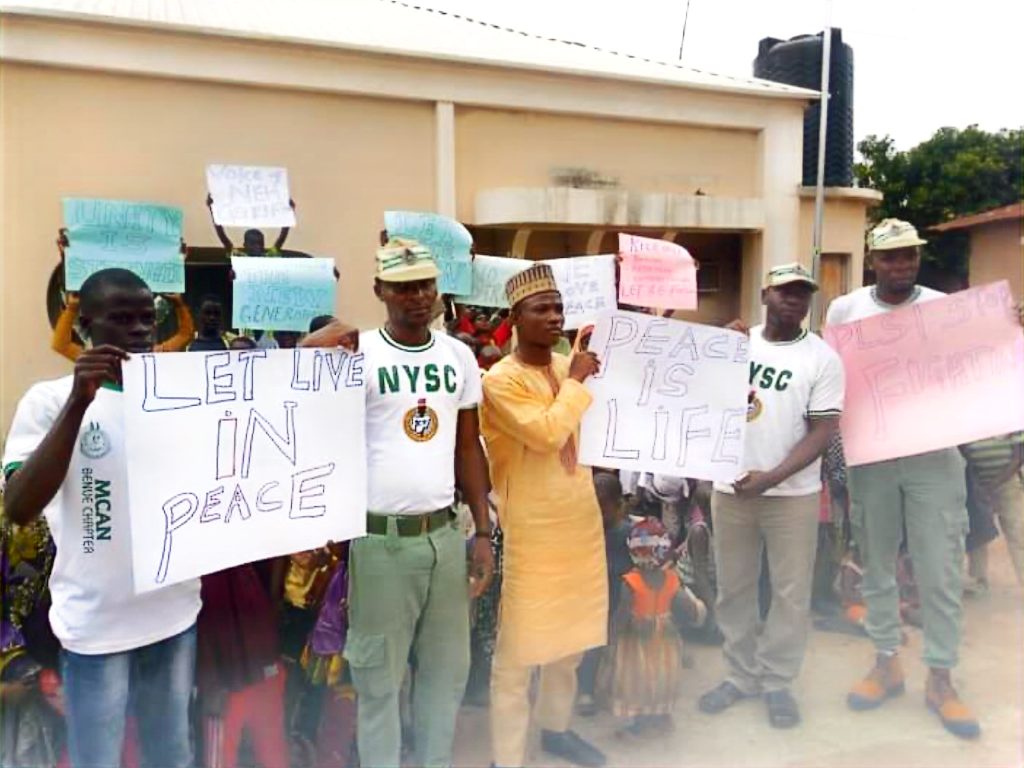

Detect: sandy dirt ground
[451, 545, 1024, 768]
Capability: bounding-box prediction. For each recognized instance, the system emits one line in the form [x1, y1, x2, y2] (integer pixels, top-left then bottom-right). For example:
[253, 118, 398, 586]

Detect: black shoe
[765, 689, 801, 729]
[540, 729, 607, 768]
[698, 681, 755, 714]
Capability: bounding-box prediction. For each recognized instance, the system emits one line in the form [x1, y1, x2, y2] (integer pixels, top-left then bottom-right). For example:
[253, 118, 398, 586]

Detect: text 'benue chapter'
[579, 310, 749, 483]
[122, 348, 367, 593]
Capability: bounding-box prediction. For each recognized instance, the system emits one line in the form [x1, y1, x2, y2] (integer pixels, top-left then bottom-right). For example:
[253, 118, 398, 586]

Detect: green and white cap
[375, 238, 440, 283]
[868, 218, 927, 251]
[764, 262, 818, 291]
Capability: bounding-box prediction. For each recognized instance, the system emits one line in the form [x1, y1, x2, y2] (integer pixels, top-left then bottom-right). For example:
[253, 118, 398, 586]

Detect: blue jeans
[60, 624, 196, 768]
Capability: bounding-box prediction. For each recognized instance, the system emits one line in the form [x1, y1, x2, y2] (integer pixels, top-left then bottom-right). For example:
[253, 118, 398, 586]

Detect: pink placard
[617, 233, 698, 311]
[824, 281, 1024, 466]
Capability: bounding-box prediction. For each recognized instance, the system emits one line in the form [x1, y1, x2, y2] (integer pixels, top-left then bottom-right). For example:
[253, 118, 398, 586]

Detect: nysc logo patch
[746, 390, 763, 423]
[404, 398, 439, 443]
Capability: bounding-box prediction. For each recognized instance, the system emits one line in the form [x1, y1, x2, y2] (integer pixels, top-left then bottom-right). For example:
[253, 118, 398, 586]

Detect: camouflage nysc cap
[505, 263, 559, 308]
[868, 218, 927, 252]
[764, 262, 819, 291]
[375, 237, 440, 282]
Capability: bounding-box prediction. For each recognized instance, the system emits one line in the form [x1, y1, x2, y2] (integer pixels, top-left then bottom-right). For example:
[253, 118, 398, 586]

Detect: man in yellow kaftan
[480, 264, 608, 768]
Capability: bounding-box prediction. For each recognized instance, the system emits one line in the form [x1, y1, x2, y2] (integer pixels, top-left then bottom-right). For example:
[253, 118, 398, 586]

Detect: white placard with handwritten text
[123, 349, 366, 593]
[580, 310, 749, 481]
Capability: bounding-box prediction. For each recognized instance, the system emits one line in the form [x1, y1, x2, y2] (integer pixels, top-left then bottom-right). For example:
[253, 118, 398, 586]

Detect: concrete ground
[452, 545, 1024, 768]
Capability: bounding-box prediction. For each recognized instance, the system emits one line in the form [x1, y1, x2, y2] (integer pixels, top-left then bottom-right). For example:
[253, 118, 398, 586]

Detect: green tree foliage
[854, 126, 1023, 273]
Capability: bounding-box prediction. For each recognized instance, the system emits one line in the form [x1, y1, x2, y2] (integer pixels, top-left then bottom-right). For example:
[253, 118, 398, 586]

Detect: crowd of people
[1, 213, 1022, 768]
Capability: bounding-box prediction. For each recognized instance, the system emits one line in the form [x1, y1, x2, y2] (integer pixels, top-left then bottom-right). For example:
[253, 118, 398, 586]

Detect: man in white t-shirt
[828, 219, 980, 739]
[306, 238, 494, 768]
[3, 268, 201, 768]
[698, 262, 844, 729]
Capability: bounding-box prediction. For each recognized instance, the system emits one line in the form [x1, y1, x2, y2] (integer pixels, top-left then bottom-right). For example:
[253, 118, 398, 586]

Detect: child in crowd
[280, 544, 344, 760]
[452, 306, 513, 353]
[1, 492, 141, 768]
[453, 305, 478, 336]
[189, 295, 233, 351]
[491, 310, 513, 351]
[602, 517, 706, 738]
[196, 560, 287, 768]
[1, 507, 62, 768]
[577, 471, 632, 716]
[300, 543, 357, 768]
[472, 313, 495, 347]
[962, 431, 1024, 591]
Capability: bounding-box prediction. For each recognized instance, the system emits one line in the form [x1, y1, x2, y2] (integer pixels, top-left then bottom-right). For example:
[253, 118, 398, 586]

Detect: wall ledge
[475, 187, 765, 230]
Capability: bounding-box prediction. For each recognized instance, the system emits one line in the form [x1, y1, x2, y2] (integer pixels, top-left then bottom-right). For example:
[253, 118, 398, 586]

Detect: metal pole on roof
[810, 0, 833, 331]
[678, 0, 693, 60]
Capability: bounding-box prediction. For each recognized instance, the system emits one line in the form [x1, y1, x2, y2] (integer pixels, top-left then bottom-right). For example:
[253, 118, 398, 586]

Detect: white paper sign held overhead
[207, 164, 296, 228]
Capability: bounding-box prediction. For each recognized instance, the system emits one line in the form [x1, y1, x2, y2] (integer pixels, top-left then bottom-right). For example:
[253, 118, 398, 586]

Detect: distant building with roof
[931, 202, 1023, 299]
[0, 0, 880, 425]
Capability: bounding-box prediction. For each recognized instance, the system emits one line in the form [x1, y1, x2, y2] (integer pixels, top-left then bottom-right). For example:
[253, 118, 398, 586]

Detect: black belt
[366, 508, 452, 537]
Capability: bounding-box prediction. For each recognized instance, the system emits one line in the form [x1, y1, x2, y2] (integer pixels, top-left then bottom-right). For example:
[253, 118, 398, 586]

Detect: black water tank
[754, 29, 854, 187]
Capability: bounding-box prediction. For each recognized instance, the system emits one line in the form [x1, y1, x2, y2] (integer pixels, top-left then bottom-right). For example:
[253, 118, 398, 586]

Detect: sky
[419, 0, 1023, 151]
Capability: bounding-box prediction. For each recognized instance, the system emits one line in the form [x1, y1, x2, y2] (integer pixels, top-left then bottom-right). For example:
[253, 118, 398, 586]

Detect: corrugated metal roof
[0, 0, 818, 100]
[930, 202, 1023, 232]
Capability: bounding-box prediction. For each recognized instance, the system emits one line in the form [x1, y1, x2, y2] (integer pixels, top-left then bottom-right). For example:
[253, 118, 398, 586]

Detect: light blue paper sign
[384, 211, 473, 295]
[231, 256, 336, 332]
[454, 255, 529, 309]
[63, 198, 185, 292]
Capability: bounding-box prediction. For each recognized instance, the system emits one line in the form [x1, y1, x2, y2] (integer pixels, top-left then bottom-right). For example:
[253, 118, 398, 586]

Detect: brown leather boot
[847, 653, 905, 710]
[926, 669, 980, 739]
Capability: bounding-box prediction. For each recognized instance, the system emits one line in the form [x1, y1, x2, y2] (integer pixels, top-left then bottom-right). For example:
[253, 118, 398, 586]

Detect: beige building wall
[798, 195, 875, 326]
[1, 17, 874, 432]
[0, 63, 436, 427]
[798, 197, 870, 280]
[454, 107, 760, 222]
[968, 219, 1024, 300]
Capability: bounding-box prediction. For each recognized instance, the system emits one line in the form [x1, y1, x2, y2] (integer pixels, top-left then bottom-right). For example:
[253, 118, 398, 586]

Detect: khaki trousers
[490, 651, 583, 768]
[711, 491, 819, 694]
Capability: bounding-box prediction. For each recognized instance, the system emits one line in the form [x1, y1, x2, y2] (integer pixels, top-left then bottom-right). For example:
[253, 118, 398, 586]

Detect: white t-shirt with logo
[714, 326, 845, 497]
[3, 378, 201, 655]
[361, 329, 482, 514]
[825, 285, 945, 326]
